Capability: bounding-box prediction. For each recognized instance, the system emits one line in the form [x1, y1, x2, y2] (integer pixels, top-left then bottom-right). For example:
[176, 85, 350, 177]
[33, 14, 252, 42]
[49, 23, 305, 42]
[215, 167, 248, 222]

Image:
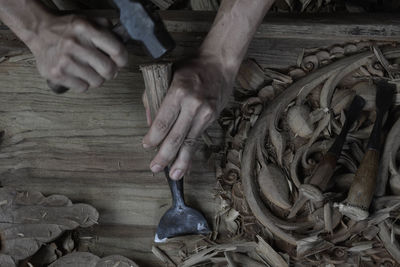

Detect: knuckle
[169, 133, 184, 146]
[102, 62, 116, 79]
[49, 55, 70, 79]
[59, 55, 71, 69]
[112, 44, 125, 58]
[71, 17, 89, 31]
[177, 155, 191, 167]
[201, 104, 216, 122]
[174, 87, 187, 99]
[189, 95, 203, 109]
[154, 119, 170, 134]
[63, 38, 77, 50]
[49, 66, 63, 79]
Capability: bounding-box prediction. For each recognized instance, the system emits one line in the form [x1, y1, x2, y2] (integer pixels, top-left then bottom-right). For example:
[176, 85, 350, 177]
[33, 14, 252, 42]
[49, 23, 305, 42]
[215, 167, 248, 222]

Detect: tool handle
[328, 95, 365, 156]
[367, 110, 383, 150]
[164, 167, 185, 208]
[345, 149, 379, 209]
[328, 120, 352, 156]
[309, 95, 365, 191]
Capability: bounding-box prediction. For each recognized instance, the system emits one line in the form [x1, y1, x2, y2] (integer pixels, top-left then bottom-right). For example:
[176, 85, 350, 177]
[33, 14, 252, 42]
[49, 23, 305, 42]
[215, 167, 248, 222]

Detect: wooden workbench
[0, 11, 400, 266]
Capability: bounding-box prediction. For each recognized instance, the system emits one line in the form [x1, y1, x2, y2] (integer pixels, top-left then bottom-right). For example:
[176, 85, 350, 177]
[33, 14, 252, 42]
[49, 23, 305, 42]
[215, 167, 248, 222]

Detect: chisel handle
[345, 149, 380, 209]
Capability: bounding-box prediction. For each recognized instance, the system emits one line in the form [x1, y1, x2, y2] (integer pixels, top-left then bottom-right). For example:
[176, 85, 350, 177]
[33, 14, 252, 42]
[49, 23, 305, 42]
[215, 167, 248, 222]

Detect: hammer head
[113, 0, 175, 59]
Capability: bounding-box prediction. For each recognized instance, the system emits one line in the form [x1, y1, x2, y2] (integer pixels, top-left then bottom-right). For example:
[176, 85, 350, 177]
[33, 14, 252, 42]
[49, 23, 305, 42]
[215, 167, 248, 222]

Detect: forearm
[0, 0, 52, 46]
[199, 0, 274, 76]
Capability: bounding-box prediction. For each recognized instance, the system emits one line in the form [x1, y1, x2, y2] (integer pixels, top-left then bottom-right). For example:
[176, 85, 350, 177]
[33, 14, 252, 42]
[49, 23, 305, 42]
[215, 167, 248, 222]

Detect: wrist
[0, 1, 54, 50]
[197, 45, 240, 83]
[22, 11, 54, 50]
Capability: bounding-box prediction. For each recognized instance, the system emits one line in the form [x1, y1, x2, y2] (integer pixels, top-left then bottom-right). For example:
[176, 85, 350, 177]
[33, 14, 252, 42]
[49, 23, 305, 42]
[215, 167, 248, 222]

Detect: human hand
[143, 55, 235, 180]
[27, 15, 128, 92]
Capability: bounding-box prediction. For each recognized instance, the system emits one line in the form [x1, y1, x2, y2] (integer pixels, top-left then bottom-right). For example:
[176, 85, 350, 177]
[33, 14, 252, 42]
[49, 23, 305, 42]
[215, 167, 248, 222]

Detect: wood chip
[224, 251, 238, 267]
[7, 53, 34, 63]
[256, 235, 288, 267]
[373, 46, 394, 79]
[152, 245, 176, 267]
[180, 242, 257, 267]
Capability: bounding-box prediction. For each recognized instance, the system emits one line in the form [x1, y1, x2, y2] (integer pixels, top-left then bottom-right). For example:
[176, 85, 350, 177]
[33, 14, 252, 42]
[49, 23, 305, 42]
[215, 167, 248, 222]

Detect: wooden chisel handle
[345, 149, 380, 210]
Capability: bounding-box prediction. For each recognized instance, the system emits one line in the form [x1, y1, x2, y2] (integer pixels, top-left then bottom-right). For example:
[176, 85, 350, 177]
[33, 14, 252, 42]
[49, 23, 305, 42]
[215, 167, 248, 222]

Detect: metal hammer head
[113, 0, 175, 59]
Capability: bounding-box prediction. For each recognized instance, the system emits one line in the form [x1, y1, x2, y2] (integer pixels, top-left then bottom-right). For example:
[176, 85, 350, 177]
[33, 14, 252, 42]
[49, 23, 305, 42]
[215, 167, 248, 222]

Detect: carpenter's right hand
[27, 15, 128, 92]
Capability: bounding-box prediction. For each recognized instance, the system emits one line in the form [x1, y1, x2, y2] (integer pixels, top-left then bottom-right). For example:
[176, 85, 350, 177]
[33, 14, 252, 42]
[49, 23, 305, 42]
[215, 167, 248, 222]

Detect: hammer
[48, 0, 175, 94]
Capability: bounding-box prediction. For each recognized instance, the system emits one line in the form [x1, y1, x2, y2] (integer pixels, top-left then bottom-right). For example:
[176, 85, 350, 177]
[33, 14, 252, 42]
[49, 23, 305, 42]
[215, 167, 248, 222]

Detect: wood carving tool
[337, 80, 395, 221]
[154, 167, 211, 243]
[288, 95, 366, 218]
[140, 65, 211, 242]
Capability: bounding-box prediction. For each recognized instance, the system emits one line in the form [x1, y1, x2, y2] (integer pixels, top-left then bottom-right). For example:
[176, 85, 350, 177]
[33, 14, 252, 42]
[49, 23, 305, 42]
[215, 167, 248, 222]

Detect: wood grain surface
[0, 10, 398, 266]
[0, 60, 218, 266]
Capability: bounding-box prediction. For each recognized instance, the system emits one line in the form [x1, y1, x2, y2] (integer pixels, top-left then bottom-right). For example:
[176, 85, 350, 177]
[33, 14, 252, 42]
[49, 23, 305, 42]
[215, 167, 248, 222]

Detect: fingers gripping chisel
[48, 0, 175, 94]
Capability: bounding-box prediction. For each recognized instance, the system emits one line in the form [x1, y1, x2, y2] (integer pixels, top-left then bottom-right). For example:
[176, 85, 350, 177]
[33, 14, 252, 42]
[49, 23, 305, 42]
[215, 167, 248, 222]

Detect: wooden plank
[3, 9, 397, 42]
[160, 11, 400, 42]
[1, 11, 400, 70]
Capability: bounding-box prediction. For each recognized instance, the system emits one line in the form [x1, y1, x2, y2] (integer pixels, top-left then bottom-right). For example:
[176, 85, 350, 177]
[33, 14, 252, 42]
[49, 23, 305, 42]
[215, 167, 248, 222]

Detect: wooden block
[140, 63, 172, 120]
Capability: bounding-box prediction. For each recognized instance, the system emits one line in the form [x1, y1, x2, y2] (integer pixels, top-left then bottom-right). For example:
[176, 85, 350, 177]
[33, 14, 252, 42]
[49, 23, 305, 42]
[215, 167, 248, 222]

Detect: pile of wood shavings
[212, 41, 400, 266]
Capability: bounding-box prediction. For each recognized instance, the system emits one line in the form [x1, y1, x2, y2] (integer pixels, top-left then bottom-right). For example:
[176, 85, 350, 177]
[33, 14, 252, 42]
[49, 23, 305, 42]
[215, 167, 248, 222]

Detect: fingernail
[171, 169, 183, 180]
[113, 72, 118, 79]
[151, 164, 163, 173]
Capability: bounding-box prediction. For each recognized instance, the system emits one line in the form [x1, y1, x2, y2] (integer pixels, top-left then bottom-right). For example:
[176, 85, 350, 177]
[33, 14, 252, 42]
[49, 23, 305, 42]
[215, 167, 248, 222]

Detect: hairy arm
[143, 0, 275, 180]
[0, 0, 127, 92]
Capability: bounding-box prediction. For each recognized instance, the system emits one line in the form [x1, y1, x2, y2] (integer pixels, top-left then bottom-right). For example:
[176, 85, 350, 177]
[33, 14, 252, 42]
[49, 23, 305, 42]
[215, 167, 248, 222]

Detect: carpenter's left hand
[142, 55, 235, 180]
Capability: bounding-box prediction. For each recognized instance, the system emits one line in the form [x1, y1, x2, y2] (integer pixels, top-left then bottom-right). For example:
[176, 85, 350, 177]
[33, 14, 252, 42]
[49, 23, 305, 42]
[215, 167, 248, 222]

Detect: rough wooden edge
[139, 63, 172, 120]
